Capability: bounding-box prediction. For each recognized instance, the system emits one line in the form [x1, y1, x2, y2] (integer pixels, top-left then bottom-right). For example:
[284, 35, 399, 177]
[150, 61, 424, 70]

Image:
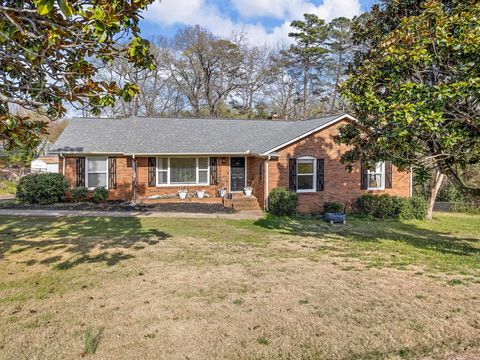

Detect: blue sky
[139, 0, 379, 45]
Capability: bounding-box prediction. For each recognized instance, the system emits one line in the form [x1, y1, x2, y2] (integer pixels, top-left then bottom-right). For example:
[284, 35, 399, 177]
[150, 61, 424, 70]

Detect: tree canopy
[338, 0, 480, 216]
[0, 0, 154, 151]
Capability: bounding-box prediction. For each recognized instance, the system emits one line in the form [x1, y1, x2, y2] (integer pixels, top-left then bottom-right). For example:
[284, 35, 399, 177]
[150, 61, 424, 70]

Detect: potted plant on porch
[178, 176, 189, 199]
[196, 189, 205, 199]
[244, 186, 253, 196]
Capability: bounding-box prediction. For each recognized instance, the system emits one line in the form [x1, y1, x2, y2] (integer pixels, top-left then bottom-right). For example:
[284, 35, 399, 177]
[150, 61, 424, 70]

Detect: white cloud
[143, 0, 361, 46]
[231, 0, 361, 21]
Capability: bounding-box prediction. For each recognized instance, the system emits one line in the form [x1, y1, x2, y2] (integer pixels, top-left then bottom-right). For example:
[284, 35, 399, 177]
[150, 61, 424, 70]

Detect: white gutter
[60, 153, 65, 175]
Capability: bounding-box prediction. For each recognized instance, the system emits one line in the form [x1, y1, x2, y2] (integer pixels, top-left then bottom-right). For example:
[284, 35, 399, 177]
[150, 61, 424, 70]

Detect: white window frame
[156, 156, 210, 187]
[367, 162, 385, 190]
[85, 157, 109, 190]
[297, 156, 316, 193]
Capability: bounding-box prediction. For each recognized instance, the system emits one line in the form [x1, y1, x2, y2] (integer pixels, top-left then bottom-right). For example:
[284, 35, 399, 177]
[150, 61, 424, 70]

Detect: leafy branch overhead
[0, 0, 155, 150]
[338, 0, 480, 197]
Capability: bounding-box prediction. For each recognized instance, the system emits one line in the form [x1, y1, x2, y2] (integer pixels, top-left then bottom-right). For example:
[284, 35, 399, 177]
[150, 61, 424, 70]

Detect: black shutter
[210, 157, 218, 185]
[288, 158, 297, 191]
[148, 157, 156, 187]
[108, 157, 117, 189]
[385, 161, 393, 188]
[360, 162, 368, 190]
[316, 158, 324, 191]
[76, 157, 85, 187]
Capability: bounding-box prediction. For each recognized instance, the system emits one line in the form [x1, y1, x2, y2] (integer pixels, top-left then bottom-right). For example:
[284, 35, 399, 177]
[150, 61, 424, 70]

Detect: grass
[0, 212, 479, 359]
[83, 326, 103, 355]
[0, 180, 16, 195]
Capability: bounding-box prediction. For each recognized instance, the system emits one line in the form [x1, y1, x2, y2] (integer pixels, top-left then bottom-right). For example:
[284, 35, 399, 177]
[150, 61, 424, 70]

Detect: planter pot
[178, 190, 188, 200]
[197, 190, 205, 199]
[244, 188, 253, 197]
[219, 189, 227, 198]
[324, 212, 346, 225]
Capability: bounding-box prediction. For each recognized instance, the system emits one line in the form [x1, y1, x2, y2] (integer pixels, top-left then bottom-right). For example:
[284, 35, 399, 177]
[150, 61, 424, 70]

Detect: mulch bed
[0, 200, 236, 214]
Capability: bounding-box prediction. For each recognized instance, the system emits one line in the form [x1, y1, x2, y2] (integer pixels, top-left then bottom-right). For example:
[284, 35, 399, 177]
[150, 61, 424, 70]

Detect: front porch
[140, 192, 262, 212]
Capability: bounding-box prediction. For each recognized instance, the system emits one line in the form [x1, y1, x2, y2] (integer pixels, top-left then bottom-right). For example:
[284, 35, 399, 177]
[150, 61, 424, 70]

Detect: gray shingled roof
[50, 114, 348, 155]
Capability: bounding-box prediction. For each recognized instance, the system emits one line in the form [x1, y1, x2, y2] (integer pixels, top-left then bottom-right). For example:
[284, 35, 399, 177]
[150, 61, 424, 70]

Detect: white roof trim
[261, 114, 357, 155]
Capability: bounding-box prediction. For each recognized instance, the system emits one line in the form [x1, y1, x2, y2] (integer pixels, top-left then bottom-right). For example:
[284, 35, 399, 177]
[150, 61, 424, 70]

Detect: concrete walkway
[0, 209, 264, 220]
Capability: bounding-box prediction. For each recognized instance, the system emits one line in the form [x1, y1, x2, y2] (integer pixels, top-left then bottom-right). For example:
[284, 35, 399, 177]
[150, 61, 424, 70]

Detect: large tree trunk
[426, 169, 445, 220]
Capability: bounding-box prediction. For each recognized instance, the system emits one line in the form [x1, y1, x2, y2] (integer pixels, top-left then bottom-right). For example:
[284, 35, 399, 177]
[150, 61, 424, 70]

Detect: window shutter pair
[75, 157, 116, 188]
[148, 157, 156, 187]
[360, 161, 393, 189]
[210, 157, 218, 185]
[288, 158, 325, 192]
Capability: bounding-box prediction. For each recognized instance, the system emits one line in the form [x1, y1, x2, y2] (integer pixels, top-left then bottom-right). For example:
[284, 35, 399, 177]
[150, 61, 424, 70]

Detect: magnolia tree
[0, 0, 155, 152]
[338, 0, 480, 219]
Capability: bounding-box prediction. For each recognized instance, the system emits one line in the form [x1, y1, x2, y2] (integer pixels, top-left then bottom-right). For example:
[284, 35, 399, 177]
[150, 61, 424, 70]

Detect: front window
[297, 157, 316, 192]
[368, 162, 385, 190]
[87, 157, 108, 188]
[157, 157, 210, 186]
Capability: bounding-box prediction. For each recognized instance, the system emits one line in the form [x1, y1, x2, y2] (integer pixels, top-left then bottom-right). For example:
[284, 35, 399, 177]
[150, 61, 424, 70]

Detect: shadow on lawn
[255, 214, 480, 257]
[0, 216, 171, 269]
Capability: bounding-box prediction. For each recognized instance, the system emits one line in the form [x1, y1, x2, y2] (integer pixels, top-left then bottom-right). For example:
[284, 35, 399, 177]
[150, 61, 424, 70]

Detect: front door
[230, 157, 245, 192]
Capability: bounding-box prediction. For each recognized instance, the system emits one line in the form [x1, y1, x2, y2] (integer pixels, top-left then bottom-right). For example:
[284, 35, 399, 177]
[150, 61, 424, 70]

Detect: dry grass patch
[0, 213, 479, 359]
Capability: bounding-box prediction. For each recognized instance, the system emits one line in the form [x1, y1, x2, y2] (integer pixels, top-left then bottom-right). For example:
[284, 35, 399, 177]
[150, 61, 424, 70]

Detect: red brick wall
[247, 157, 265, 207]
[267, 119, 411, 213]
[63, 156, 232, 201]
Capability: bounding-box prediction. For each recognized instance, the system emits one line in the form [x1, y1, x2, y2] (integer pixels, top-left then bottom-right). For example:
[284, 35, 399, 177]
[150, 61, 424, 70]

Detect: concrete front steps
[224, 195, 261, 211]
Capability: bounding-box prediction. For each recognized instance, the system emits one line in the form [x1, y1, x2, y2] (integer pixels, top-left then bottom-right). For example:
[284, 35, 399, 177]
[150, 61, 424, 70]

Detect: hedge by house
[355, 194, 427, 220]
[268, 188, 298, 216]
[16, 173, 68, 204]
[70, 187, 89, 202]
[93, 187, 109, 203]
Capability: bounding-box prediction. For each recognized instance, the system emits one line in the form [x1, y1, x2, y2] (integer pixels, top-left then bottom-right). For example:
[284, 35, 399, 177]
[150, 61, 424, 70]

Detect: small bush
[355, 194, 426, 220]
[92, 187, 109, 203]
[268, 188, 297, 216]
[16, 173, 68, 204]
[70, 187, 89, 202]
[451, 201, 480, 214]
[323, 202, 344, 213]
[402, 196, 427, 220]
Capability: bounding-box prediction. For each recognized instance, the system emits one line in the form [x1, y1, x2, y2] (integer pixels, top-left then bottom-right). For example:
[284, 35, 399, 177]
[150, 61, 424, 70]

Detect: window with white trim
[156, 157, 210, 186]
[86, 157, 108, 188]
[297, 157, 316, 192]
[157, 157, 168, 185]
[367, 162, 385, 190]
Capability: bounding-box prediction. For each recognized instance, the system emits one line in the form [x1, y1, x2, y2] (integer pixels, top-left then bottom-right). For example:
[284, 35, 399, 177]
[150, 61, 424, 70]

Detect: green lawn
[0, 212, 479, 359]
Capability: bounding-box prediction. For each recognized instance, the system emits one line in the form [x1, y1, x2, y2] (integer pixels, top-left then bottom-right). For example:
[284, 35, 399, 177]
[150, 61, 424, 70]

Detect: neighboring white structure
[31, 156, 59, 173]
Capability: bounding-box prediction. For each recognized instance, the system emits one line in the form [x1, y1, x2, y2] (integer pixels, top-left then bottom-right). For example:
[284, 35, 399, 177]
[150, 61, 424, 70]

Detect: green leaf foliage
[339, 0, 480, 195]
[0, 0, 155, 152]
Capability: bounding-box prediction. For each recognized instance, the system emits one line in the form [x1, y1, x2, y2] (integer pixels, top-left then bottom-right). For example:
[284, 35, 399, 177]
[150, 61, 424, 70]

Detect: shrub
[92, 187, 109, 203]
[401, 196, 427, 220]
[16, 173, 68, 204]
[268, 188, 297, 216]
[323, 202, 344, 213]
[451, 201, 480, 215]
[70, 187, 89, 202]
[355, 194, 427, 220]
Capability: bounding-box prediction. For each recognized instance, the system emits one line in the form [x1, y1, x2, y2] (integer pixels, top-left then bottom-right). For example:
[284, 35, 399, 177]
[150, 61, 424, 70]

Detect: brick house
[50, 113, 412, 213]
